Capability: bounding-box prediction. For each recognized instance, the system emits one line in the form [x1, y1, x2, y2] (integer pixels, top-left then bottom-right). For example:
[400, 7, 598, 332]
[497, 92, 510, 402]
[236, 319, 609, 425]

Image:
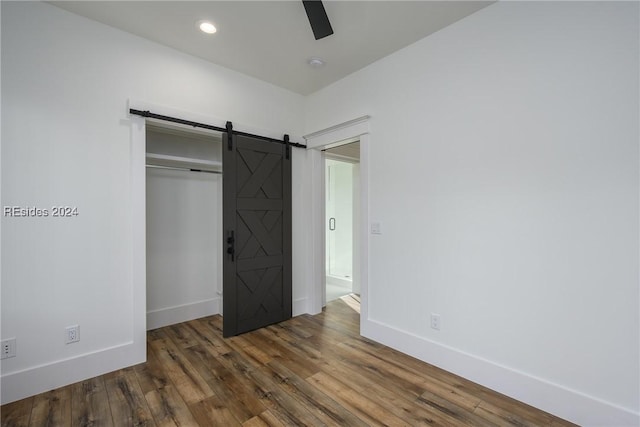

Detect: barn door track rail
[129, 109, 306, 149]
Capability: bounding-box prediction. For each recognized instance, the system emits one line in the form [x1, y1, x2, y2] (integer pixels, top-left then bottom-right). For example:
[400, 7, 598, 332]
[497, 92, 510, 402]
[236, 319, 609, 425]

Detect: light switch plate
[371, 222, 381, 235]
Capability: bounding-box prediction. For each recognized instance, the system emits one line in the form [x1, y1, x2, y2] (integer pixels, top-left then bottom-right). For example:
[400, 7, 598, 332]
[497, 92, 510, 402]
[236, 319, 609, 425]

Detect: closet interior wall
[145, 123, 223, 330]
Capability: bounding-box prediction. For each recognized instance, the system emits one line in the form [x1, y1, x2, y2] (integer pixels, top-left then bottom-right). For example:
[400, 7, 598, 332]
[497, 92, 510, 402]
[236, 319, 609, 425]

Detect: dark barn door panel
[223, 133, 292, 337]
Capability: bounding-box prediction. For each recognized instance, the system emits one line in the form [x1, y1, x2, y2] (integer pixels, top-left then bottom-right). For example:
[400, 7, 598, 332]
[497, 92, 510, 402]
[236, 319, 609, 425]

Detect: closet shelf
[146, 153, 222, 172]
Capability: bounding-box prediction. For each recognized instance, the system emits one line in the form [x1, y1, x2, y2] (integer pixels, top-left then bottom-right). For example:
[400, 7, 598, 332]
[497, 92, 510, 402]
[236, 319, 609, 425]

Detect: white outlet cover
[431, 313, 441, 330]
[1, 338, 16, 359]
[65, 325, 80, 344]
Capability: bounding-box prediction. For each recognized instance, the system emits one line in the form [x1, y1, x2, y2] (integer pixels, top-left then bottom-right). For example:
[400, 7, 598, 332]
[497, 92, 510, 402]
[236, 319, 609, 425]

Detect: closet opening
[145, 121, 224, 330]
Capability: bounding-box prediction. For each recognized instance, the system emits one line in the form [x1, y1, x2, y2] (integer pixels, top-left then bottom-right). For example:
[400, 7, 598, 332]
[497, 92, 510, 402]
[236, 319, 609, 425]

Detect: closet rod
[130, 109, 306, 149]
[146, 164, 222, 175]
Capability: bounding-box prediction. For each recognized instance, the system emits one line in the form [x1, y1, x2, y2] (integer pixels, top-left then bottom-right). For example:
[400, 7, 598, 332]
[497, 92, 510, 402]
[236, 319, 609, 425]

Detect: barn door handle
[226, 231, 235, 262]
[329, 218, 336, 231]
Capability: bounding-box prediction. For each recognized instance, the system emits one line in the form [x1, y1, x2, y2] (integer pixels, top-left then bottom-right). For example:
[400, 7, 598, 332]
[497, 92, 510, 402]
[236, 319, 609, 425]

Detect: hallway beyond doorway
[324, 142, 360, 306]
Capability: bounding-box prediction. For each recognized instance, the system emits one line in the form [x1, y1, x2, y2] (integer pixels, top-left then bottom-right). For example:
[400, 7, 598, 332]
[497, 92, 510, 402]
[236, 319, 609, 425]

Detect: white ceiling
[50, 1, 492, 95]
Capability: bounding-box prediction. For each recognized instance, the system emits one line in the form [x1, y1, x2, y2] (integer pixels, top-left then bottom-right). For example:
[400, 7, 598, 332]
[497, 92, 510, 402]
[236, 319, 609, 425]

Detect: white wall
[291, 147, 315, 315]
[305, 2, 639, 425]
[1, 0, 304, 404]
[146, 168, 222, 329]
[352, 163, 361, 296]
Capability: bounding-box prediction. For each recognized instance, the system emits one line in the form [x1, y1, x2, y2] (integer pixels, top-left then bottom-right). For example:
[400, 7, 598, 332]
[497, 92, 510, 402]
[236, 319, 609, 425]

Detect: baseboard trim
[293, 298, 307, 316]
[361, 318, 639, 427]
[1, 341, 144, 405]
[326, 275, 352, 288]
[147, 298, 220, 330]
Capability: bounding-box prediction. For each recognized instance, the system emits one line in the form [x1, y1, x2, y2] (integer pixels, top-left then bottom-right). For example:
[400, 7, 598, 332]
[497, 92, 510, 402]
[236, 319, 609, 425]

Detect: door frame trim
[303, 117, 370, 324]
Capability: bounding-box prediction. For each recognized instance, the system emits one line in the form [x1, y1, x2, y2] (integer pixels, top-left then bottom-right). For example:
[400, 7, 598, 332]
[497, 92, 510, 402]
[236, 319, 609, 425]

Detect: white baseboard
[1, 341, 144, 405]
[147, 298, 220, 330]
[361, 318, 639, 427]
[293, 298, 308, 316]
[326, 275, 352, 289]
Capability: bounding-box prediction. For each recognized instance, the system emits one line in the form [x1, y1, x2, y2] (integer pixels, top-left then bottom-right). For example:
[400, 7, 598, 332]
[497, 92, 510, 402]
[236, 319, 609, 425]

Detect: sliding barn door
[222, 133, 292, 337]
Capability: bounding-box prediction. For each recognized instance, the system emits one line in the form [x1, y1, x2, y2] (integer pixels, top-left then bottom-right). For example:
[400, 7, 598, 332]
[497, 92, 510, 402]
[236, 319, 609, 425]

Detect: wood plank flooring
[1, 296, 576, 426]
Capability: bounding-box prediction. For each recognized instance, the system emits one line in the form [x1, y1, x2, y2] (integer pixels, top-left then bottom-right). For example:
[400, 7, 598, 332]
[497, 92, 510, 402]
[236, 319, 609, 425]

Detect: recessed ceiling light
[198, 21, 217, 34]
[308, 57, 325, 68]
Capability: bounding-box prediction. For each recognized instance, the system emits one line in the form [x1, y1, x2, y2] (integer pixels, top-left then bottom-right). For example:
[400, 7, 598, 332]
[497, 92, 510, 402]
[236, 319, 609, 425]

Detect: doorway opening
[324, 142, 360, 306]
[303, 115, 369, 319]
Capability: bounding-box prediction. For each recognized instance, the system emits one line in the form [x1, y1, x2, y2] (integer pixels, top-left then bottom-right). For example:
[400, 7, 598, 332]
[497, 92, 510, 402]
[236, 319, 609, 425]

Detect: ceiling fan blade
[302, 0, 334, 40]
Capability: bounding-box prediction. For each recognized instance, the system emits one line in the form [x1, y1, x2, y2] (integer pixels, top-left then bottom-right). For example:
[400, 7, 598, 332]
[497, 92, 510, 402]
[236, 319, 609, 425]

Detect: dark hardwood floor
[1, 295, 575, 426]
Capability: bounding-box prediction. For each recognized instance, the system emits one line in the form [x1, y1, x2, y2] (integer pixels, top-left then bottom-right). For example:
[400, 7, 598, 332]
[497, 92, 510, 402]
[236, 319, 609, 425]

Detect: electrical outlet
[65, 325, 80, 344]
[1, 338, 16, 359]
[431, 313, 441, 331]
